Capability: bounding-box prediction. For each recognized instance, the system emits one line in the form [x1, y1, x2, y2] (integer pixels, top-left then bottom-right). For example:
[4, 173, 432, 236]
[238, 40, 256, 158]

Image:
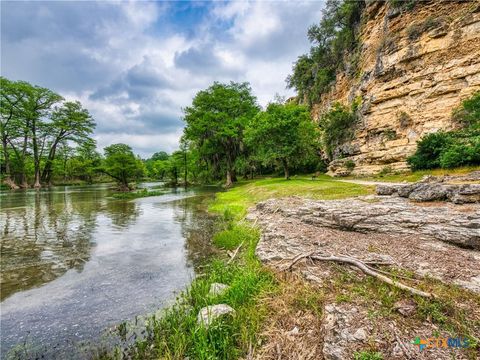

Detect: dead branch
[287, 252, 435, 298]
[227, 241, 244, 264]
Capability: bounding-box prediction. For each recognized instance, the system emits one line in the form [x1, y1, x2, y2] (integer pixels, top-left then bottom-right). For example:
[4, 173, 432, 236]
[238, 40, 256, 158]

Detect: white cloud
[1, 1, 325, 157]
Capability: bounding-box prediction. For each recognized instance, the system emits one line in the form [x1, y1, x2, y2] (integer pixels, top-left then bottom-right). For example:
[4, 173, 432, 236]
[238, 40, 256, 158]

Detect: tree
[245, 103, 319, 179]
[101, 144, 144, 191]
[21, 84, 64, 188]
[0, 77, 25, 188]
[41, 101, 95, 184]
[150, 151, 169, 161]
[183, 82, 259, 187]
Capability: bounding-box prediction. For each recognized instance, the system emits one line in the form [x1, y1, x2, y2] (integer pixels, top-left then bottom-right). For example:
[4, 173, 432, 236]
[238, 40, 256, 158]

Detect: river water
[0, 184, 218, 359]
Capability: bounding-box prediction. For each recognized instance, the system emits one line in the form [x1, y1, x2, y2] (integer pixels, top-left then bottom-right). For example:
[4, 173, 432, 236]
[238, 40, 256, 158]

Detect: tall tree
[22, 84, 63, 188]
[183, 82, 259, 187]
[41, 101, 95, 184]
[0, 77, 25, 188]
[100, 143, 144, 191]
[245, 103, 319, 179]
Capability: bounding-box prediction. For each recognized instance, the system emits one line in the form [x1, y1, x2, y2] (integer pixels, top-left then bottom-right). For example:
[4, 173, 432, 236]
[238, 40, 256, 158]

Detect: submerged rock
[197, 304, 235, 327]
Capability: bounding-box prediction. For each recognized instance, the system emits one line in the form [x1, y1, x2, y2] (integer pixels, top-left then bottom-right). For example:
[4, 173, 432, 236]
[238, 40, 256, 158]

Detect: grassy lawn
[209, 175, 373, 219]
[348, 166, 480, 183]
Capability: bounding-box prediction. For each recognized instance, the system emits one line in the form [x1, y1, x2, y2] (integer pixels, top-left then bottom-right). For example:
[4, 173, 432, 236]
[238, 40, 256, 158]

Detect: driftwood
[227, 242, 244, 264]
[286, 252, 435, 299]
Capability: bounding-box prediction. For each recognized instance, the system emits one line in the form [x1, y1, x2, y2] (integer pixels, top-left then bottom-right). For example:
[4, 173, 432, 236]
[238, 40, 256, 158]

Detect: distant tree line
[1, 77, 96, 189]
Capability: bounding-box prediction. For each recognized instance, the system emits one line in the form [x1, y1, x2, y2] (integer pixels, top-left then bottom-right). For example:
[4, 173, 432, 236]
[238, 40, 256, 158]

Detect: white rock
[197, 304, 235, 327]
[353, 328, 367, 341]
[208, 283, 229, 297]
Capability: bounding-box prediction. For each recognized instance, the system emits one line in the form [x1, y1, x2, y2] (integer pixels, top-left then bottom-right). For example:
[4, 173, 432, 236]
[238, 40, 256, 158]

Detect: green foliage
[287, 0, 365, 105]
[318, 102, 357, 159]
[407, 132, 453, 170]
[383, 129, 397, 141]
[213, 224, 258, 251]
[183, 82, 260, 186]
[245, 103, 319, 179]
[408, 92, 480, 170]
[101, 144, 145, 190]
[453, 91, 480, 128]
[353, 351, 384, 360]
[1, 77, 96, 187]
[439, 139, 480, 169]
[389, 0, 416, 11]
[110, 188, 165, 200]
[344, 159, 356, 171]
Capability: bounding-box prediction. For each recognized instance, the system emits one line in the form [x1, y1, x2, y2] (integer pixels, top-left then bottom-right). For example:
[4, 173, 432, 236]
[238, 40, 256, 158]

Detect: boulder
[197, 304, 235, 327]
[208, 283, 229, 297]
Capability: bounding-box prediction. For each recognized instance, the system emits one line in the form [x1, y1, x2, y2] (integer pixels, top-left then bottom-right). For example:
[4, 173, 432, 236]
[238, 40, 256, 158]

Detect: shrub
[439, 139, 480, 169]
[398, 111, 412, 128]
[407, 132, 452, 170]
[319, 103, 358, 159]
[345, 160, 356, 171]
[453, 91, 480, 128]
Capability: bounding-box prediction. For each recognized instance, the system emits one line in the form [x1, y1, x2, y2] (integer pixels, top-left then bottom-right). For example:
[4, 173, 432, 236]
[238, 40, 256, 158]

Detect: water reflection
[0, 184, 218, 359]
[1, 189, 100, 301]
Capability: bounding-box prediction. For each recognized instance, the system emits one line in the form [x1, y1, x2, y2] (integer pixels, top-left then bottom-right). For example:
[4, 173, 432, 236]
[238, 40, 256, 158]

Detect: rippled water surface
[0, 184, 218, 358]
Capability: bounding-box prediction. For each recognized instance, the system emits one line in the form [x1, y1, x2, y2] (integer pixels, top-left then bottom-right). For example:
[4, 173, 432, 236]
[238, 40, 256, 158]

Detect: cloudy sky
[1, 1, 324, 158]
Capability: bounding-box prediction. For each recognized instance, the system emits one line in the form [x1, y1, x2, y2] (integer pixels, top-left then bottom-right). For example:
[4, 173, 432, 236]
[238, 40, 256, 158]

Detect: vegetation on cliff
[408, 92, 480, 170]
[287, 0, 364, 105]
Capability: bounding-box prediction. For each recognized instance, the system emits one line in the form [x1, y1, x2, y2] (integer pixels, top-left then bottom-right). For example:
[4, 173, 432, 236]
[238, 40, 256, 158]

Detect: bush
[453, 91, 480, 128]
[408, 92, 480, 170]
[345, 160, 356, 171]
[319, 103, 358, 159]
[439, 139, 480, 169]
[407, 132, 452, 170]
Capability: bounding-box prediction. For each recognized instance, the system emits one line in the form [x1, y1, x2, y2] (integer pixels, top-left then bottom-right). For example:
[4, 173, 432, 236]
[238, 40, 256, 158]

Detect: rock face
[249, 196, 480, 292]
[376, 183, 480, 203]
[256, 196, 480, 250]
[315, 1, 480, 176]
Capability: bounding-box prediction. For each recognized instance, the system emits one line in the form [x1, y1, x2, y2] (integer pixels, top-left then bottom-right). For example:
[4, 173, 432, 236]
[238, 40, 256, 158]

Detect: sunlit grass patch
[209, 176, 372, 219]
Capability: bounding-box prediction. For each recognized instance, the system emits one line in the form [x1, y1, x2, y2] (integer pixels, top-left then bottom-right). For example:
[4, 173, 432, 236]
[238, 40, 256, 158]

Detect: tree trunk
[184, 151, 187, 188]
[31, 121, 41, 189]
[282, 159, 290, 180]
[34, 167, 41, 189]
[225, 169, 233, 188]
[2, 138, 19, 189]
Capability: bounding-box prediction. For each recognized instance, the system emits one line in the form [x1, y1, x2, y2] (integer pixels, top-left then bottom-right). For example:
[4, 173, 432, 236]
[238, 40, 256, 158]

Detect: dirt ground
[248, 196, 480, 360]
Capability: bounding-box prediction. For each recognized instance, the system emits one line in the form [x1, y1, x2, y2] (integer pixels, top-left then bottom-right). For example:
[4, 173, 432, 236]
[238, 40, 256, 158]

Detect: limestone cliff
[315, 1, 480, 176]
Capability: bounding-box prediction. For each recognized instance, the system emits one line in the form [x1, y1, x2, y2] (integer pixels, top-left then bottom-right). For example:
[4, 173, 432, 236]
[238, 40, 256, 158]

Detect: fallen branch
[227, 242, 244, 264]
[287, 252, 435, 298]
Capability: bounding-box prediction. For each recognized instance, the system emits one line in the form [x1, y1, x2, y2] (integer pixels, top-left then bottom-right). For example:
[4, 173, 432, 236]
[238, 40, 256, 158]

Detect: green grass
[110, 189, 165, 200]
[209, 175, 372, 220]
[348, 166, 480, 183]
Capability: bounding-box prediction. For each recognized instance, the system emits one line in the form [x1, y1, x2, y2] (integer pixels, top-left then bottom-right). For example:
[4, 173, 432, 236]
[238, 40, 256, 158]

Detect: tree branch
[286, 252, 435, 298]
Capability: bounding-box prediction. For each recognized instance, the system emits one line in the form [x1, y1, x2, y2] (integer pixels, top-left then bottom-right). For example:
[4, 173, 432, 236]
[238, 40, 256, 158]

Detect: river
[0, 183, 218, 359]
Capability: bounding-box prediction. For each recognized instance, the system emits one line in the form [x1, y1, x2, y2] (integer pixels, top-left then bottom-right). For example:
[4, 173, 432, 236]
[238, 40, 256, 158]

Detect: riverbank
[100, 174, 479, 359]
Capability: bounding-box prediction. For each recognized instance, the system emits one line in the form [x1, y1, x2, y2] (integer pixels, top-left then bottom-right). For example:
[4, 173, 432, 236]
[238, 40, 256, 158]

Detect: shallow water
[0, 184, 218, 358]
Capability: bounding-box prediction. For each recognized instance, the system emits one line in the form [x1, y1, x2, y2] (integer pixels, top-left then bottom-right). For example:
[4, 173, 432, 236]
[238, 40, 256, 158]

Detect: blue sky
[1, 0, 325, 157]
